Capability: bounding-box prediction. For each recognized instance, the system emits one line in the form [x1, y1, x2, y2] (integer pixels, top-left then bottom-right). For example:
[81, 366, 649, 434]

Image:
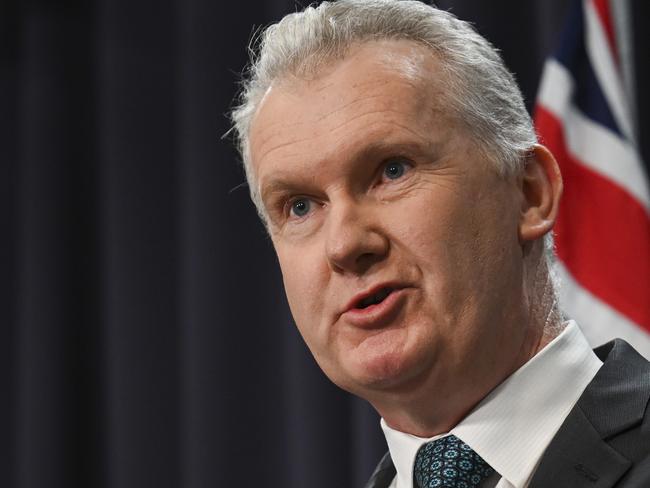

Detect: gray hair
[230, 0, 538, 212]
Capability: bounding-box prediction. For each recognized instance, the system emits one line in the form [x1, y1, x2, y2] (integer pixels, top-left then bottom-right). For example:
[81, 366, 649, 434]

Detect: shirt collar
[381, 321, 603, 488]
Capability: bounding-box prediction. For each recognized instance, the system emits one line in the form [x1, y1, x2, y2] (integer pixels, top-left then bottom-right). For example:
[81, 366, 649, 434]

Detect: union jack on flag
[534, 0, 650, 356]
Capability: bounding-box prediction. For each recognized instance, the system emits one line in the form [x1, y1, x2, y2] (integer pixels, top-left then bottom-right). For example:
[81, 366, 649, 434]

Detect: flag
[534, 0, 650, 356]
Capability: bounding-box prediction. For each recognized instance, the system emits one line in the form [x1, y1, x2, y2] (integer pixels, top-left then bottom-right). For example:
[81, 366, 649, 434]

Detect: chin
[337, 340, 431, 395]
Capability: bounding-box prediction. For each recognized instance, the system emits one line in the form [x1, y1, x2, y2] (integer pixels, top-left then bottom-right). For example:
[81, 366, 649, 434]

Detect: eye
[383, 159, 411, 180]
[289, 197, 312, 218]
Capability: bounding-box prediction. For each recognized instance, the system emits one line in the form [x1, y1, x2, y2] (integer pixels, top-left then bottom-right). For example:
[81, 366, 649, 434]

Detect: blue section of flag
[552, 0, 621, 137]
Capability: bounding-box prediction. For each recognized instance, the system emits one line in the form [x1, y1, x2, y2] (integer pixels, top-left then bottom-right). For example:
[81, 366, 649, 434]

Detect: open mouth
[355, 287, 394, 309]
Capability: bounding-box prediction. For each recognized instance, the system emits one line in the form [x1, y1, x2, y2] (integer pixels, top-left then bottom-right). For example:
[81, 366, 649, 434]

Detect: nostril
[325, 213, 390, 274]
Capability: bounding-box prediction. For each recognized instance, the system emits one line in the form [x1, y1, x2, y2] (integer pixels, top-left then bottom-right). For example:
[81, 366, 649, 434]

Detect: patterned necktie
[413, 435, 494, 488]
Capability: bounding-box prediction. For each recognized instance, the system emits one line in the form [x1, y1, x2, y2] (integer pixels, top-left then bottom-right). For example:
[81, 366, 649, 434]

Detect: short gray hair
[230, 0, 538, 212]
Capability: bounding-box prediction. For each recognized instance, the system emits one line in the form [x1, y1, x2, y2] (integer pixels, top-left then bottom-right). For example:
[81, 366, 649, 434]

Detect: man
[230, 1, 650, 486]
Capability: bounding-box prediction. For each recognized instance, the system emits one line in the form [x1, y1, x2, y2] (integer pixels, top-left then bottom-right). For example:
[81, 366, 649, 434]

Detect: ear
[519, 144, 563, 242]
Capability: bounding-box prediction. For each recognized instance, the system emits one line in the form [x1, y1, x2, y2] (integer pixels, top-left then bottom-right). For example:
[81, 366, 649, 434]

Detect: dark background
[2, 1, 648, 487]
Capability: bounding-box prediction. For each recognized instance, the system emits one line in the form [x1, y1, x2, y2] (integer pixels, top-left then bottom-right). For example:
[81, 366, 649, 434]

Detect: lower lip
[342, 288, 408, 329]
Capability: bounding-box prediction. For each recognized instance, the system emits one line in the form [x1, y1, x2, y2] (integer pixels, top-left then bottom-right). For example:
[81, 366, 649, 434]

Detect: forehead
[249, 40, 457, 188]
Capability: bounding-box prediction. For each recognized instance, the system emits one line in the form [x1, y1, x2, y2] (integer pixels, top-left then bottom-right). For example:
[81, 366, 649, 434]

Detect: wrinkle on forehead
[253, 48, 438, 143]
[252, 39, 442, 127]
[250, 39, 460, 191]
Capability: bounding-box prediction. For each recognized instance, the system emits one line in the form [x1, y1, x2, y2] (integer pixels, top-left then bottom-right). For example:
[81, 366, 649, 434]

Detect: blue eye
[290, 198, 311, 217]
[383, 160, 408, 180]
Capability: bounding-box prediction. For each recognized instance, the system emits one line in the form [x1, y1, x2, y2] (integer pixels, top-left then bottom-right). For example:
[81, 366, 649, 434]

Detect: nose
[325, 198, 389, 275]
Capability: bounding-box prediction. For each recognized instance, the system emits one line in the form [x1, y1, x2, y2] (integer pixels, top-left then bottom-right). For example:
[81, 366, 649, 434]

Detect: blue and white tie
[413, 435, 494, 488]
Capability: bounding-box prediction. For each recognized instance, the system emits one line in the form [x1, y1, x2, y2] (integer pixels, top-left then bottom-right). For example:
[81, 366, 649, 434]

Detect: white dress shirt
[381, 321, 603, 488]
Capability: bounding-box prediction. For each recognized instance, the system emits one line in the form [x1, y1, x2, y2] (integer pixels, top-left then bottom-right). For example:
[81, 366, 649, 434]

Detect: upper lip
[342, 282, 407, 313]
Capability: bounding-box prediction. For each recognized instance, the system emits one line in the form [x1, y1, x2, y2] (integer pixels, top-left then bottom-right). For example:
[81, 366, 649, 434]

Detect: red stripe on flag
[535, 105, 650, 331]
[591, 0, 619, 65]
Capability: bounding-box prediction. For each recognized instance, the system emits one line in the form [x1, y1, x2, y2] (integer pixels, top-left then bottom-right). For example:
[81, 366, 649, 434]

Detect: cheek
[389, 190, 469, 275]
[436, 192, 524, 332]
[381, 194, 473, 333]
[388, 184, 518, 310]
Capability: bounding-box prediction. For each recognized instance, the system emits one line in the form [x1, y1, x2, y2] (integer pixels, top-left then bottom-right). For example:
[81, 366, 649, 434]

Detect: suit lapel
[528, 405, 631, 488]
[530, 340, 650, 488]
[364, 451, 396, 488]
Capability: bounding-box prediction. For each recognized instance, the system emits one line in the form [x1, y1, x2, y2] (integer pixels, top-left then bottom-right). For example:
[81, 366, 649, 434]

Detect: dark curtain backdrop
[2, 1, 648, 487]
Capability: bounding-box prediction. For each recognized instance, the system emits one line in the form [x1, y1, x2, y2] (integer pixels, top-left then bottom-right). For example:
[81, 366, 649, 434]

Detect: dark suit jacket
[365, 339, 650, 488]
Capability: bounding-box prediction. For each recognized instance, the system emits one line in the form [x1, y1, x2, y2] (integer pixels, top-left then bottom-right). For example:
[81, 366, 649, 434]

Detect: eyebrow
[260, 177, 305, 205]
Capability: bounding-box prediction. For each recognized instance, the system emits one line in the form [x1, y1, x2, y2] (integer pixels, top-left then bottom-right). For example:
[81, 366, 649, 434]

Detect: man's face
[249, 40, 532, 408]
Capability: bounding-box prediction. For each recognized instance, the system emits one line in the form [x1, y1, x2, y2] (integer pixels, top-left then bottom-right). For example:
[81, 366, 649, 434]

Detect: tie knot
[413, 435, 494, 488]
